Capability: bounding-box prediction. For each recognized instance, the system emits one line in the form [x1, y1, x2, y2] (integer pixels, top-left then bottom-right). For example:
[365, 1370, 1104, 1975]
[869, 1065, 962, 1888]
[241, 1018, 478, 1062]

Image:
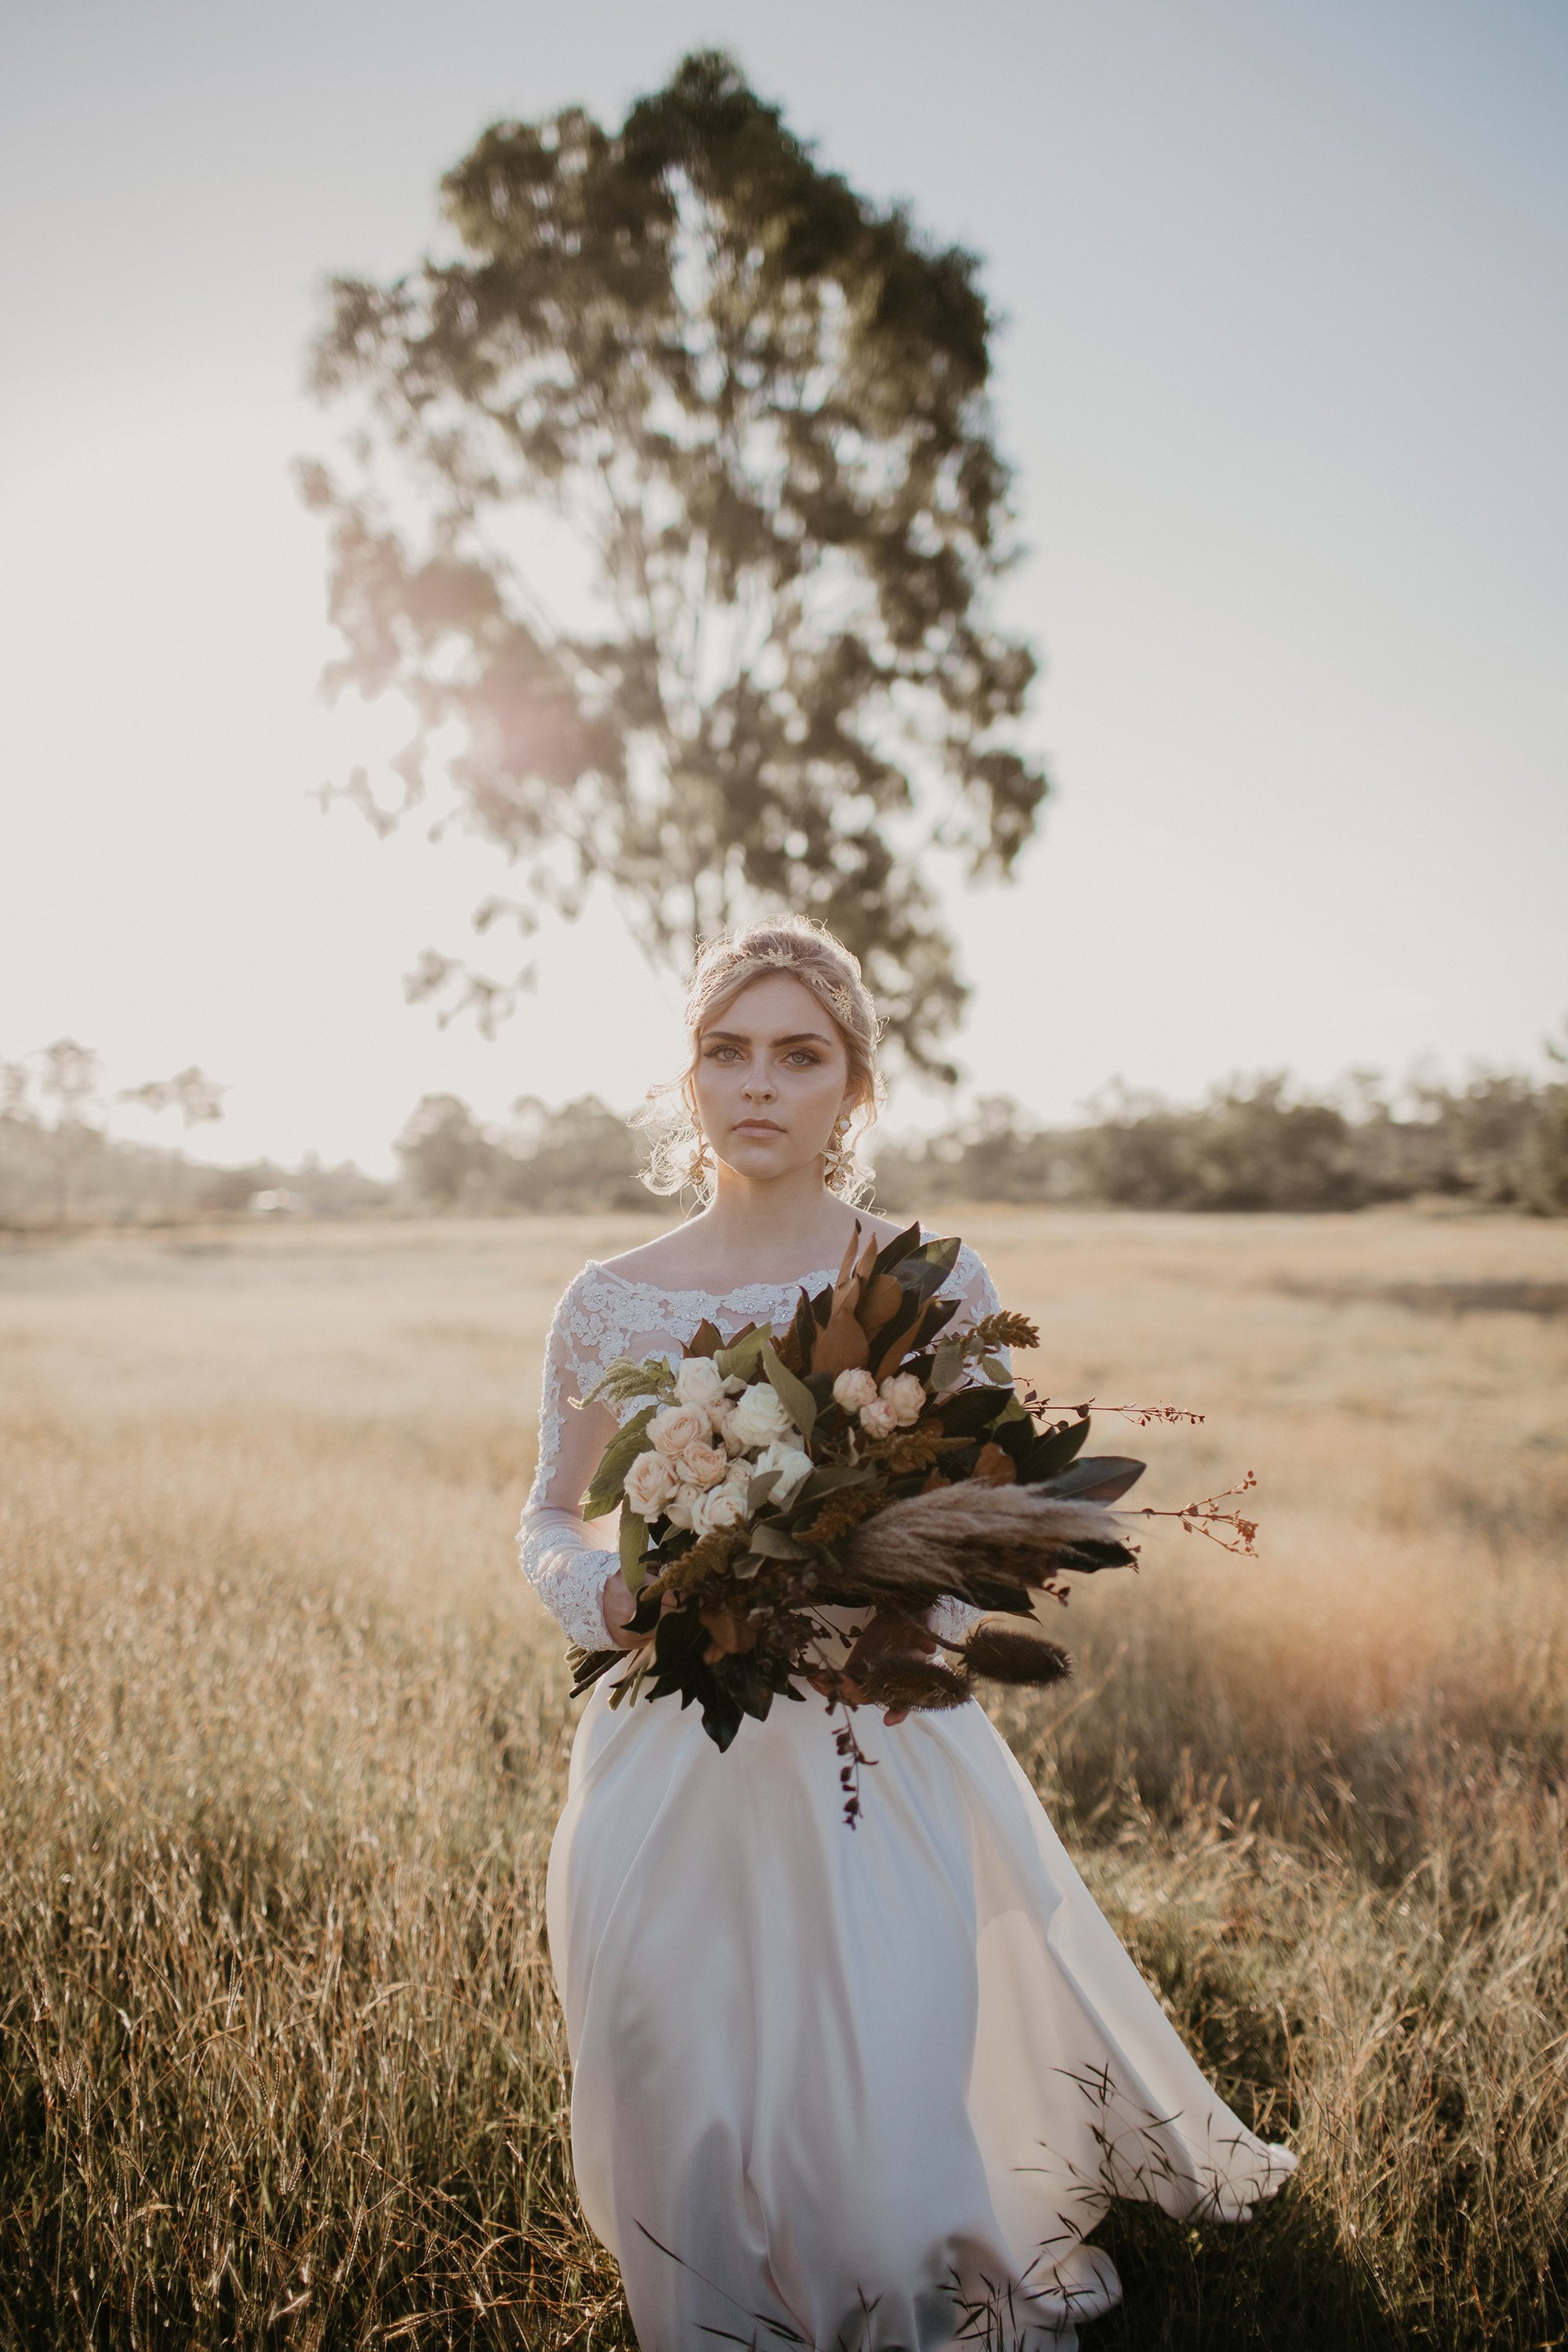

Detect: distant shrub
[394, 1093, 653, 1214]
[872, 1047, 1568, 1218]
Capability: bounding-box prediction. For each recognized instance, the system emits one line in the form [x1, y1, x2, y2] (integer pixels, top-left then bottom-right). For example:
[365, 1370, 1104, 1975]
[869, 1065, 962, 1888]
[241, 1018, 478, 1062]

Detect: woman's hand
[808, 1612, 938, 1727]
[601, 1568, 652, 1650]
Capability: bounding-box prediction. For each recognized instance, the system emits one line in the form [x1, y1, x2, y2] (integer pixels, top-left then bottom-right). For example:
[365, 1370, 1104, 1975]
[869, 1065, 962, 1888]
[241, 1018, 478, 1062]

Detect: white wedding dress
[518, 1245, 1294, 2350]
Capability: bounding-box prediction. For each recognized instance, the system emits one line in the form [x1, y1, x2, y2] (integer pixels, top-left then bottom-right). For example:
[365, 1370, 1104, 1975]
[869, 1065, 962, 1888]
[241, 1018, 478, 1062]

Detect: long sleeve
[517, 1275, 621, 1652]
[927, 1242, 1006, 1650]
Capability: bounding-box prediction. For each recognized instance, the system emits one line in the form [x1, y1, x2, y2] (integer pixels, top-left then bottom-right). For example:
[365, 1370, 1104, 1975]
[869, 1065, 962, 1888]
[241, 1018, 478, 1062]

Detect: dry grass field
[2, 1207, 1566, 2350]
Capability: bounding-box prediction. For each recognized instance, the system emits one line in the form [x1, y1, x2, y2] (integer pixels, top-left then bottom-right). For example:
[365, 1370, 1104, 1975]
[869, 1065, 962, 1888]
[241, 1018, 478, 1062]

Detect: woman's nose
[743, 1069, 775, 1098]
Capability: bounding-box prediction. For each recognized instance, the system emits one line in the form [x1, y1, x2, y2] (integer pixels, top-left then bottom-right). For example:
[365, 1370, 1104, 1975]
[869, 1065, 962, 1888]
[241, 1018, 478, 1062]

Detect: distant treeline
[0, 1110, 389, 1228]
[390, 1062, 1568, 1219]
[873, 1065, 1568, 1216]
[4, 1054, 1566, 1229]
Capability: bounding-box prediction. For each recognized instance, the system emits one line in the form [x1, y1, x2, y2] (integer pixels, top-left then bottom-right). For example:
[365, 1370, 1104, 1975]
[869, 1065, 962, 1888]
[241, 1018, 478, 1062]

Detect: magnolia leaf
[856, 1271, 904, 1342]
[761, 1340, 817, 1437]
[580, 1403, 656, 1519]
[811, 1301, 872, 1375]
[1033, 1455, 1146, 1503]
[924, 1234, 962, 1279]
[619, 1509, 650, 1589]
[871, 1221, 924, 1276]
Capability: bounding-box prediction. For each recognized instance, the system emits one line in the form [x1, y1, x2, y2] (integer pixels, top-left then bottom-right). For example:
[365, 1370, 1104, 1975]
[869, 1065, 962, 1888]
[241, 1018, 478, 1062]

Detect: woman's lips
[733, 1119, 784, 1135]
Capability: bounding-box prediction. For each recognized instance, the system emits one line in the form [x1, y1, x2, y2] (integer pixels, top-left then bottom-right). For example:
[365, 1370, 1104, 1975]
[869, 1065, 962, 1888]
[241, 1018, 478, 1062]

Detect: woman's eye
[785, 1051, 820, 1068]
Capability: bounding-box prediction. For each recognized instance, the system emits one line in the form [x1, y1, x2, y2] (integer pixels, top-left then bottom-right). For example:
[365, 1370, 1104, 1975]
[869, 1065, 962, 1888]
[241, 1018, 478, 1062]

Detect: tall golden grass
[2, 1210, 1566, 2348]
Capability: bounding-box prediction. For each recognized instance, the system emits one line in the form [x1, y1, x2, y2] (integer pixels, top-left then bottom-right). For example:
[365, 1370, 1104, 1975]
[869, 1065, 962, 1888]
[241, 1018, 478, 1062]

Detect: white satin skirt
[546, 1670, 1295, 2351]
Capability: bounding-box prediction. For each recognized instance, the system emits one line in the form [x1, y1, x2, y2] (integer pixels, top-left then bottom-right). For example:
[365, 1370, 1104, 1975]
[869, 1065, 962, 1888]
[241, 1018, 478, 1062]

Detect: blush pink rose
[832, 1368, 878, 1413]
[648, 1403, 710, 1459]
[622, 1448, 678, 1519]
[880, 1372, 927, 1428]
[858, 1397, 898, 1439]
[691, 1484, 750, 1536]
[663, 1484, 701, 1531]
[676, 1439, 730, 1490]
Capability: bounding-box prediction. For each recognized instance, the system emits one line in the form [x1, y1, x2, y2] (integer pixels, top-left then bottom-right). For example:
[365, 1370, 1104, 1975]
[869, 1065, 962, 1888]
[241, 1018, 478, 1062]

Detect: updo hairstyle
[637, 919, 884, 1206]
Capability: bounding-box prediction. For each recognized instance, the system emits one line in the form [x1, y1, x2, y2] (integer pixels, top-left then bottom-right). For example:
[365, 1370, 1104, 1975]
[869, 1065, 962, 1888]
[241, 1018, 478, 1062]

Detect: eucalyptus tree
[304, 50, 1047, 1074]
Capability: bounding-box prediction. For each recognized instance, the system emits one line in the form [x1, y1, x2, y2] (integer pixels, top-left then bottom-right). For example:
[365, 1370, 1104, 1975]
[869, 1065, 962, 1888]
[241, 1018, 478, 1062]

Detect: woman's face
[691, 971, 855, 1187]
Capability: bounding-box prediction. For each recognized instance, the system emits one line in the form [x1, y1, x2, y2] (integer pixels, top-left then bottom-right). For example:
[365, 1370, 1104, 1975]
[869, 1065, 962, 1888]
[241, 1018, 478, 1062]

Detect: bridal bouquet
[569, 1225, 1152, 1796]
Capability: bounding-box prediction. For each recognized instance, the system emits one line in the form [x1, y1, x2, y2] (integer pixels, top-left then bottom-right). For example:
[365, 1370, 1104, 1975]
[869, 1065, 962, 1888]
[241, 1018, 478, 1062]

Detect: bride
[517, 919, 1294, 2350]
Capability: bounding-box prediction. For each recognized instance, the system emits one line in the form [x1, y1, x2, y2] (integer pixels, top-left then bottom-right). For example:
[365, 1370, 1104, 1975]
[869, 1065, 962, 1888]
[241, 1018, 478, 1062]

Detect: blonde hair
[637, 919, 884, 1206]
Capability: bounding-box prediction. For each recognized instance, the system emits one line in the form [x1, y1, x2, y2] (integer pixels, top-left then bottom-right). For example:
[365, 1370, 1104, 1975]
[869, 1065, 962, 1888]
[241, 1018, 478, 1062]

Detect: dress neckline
[584, 1231, 945, 1312]
[585, 1258, 841, 1306]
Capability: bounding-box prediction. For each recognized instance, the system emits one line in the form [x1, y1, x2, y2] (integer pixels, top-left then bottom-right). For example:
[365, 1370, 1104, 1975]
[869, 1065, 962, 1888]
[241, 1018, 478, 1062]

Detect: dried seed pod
[855, 1655, 972, 1711]
[961, 1621, 1073, 1687]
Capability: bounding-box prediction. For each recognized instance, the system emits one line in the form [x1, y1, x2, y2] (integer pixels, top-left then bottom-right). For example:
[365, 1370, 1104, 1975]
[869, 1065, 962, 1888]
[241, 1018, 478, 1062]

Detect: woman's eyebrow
[702, 1028, 833, 1047]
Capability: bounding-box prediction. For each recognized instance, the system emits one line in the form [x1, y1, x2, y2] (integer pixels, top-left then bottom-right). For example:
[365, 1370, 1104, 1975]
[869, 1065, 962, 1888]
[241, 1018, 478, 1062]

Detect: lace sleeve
[516, 1271, 620, 1652]
[927, 1241, 1005, 1650]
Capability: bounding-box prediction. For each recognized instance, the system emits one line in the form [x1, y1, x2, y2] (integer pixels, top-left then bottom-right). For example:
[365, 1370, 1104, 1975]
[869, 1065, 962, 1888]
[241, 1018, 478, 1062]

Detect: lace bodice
[517, 1240, 1002, 1652]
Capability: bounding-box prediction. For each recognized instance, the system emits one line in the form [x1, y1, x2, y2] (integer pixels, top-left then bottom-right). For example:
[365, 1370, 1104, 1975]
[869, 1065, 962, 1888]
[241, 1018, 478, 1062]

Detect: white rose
[622, 1447, 678, 1519]
[691, 1483, 750, 1536]
[729, 1381, 795, 1450]
[880, 1372, 927, 1428]
[709, 1397, 745, 1453]
[833, 1368, 878, 1413]
[648, 1403, 710, 1459]
[858, 1398, 898, 1439]
[673, 1356, 726, 1409]
[675, 1438, 729, 1490]
[664, 1483, 701, 1531]
[753, 1439, 814, 1505]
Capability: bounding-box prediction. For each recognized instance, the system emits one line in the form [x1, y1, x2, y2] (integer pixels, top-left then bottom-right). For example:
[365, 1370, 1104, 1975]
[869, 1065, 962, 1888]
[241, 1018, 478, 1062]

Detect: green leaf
[931, 1338, 964, 1393]
[746, 1467, 783, 1512]
[579, 1403, 656, 1519]
[716, 1328, 768, 1381]
[619, 1509, 650, 1590]
[761, 1340, 817, 1438]
[797, 1462, 873, 1502]
[747, 1522, 808, 1560]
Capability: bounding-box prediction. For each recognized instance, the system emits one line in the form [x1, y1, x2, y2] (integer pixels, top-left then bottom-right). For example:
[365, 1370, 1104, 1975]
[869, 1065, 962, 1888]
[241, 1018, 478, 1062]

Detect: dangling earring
[687, 1129, 713, 1189]
[823, 1109, 852, 1191]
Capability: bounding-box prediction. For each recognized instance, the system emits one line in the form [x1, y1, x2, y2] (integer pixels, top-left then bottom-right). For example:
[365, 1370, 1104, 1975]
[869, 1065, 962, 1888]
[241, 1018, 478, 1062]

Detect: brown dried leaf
[855, 1272, 904, 1345]
[699, 1601, 757, 1661]
[973, 1443, 1017, 1486]
[811, 1299, 871, 1373]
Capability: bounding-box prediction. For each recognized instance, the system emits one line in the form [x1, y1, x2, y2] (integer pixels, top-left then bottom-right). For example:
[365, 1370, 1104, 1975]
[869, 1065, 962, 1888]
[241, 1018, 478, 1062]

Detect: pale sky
[2, 0, 1564, 1173]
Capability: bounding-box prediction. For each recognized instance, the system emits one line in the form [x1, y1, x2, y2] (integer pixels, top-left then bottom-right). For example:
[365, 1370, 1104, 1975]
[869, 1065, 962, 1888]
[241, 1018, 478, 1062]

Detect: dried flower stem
[1134, 1473, 1259, 1556]
[1018, 1380, 1204, 1429]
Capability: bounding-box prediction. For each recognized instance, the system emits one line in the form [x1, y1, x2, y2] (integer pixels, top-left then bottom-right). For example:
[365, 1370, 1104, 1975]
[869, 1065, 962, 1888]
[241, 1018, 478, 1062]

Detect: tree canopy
[304, 49, 1047, 1075]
